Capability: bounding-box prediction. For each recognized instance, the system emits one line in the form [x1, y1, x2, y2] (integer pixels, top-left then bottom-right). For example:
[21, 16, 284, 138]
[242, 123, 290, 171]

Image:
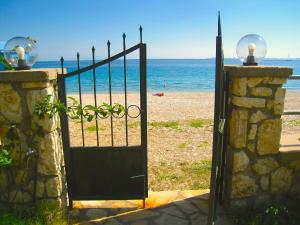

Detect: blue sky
[0, 0, 299, 60]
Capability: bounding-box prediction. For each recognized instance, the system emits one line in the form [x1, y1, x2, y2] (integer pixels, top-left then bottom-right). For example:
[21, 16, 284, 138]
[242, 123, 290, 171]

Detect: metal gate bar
[107, 41, 114, 146]
[92, 46, 100, 146]
[218, 72, 230, 202]
[57, 58, 73, 208]
[76, 53, 85, 146]
[207, 13, 229, 225]
[123, 33, 129, 146]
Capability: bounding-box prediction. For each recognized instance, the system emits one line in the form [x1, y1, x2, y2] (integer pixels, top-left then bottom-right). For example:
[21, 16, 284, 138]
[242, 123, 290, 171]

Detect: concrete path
[280, 134, 300, 152]
[68, 190, 233, 225]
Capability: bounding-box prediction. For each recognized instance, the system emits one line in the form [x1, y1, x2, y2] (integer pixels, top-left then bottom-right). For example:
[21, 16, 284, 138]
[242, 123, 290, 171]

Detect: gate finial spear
[123, 33, 126, 50]
[139, 26, 143, 43]
[92, 46, 95, 62]
[60, 56, 64, 74]
[107, 40, 111, 53]
[107, 40, 111, 57]
[218, 11, 222, 36]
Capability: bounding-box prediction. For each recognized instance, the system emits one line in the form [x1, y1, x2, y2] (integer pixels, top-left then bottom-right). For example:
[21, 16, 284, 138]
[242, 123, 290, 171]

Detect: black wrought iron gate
[57, 28, 147, 208]
[207, 13, 230, 225]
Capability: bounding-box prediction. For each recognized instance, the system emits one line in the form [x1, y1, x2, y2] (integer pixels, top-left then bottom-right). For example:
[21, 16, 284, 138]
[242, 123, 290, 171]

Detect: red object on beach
[152, 92, 164, 97]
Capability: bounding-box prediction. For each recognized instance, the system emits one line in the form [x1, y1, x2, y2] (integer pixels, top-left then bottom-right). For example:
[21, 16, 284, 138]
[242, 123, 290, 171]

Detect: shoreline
[67, 90, 216, 94]
[67, 89, 300, 94]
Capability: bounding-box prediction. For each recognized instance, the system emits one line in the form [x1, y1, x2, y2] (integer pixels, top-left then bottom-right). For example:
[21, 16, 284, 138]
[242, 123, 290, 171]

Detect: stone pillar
[224, 65, 300, 211]
[0, 69, 67, 208]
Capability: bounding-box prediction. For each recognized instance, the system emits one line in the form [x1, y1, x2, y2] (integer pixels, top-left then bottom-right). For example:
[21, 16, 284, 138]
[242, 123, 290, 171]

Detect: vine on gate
[34, 95, 125, 121]
[0, 95, 125, 167]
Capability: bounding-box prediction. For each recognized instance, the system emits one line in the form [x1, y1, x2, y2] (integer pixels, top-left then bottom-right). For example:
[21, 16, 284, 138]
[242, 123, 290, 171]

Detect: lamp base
[243, 55, 258, 66]
[16, 59, 31, 70]
[243, 62, 258, 66]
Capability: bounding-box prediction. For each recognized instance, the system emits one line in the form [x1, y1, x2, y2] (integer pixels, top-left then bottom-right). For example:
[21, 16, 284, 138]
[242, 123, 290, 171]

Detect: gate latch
[218, 118, 226, 134]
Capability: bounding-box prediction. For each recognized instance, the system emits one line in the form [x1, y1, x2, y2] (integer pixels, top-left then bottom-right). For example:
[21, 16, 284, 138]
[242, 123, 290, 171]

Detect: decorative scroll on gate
[57, 27, 147, 208]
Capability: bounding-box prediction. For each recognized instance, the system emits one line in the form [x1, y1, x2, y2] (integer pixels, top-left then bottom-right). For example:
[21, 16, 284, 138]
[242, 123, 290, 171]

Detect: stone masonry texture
[224, 65, 300, 212]
[0, 69, 67, 208]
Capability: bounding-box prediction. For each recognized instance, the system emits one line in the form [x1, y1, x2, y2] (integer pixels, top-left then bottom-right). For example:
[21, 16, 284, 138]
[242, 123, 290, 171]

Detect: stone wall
[0, 69, 67, 207]
[224, 65, 300, 211]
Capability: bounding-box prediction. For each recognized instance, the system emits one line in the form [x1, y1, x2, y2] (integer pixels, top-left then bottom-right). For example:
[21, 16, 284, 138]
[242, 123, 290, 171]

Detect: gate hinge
[218, 118, 226, 134]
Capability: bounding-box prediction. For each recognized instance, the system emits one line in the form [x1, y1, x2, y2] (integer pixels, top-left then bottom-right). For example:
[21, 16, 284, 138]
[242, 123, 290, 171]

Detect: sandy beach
[67, 91, 300, 190]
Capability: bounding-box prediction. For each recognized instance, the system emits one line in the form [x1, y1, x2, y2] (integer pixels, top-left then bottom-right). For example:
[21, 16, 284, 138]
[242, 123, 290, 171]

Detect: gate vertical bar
[107, 41, 114, 146]
[140, 42, 148, 197]
[77, 52, 85, 146]
[207, 12, 223, 225]
[218, 72, 229, 202]
[92, 46, 100, 146]
[215, 37, 226, 203]
[123, 33, 129, 146]
[57, 57, 73, 208]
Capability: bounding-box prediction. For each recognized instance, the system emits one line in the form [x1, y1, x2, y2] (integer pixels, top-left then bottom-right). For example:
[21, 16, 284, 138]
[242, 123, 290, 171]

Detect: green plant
[178, 142, 187, 148]
[197, 140, 209, 148]
[34, 95, 65, 118]
[285, 119, 300, 126]
[0, 203, 67, 225]
[189, 119, 212, 128]
[34, 95, 125, 122]
[254, 206, 289, 225]
[0, 144, 12, 166]
[0, 125, 18, 167]
[0, 55, 13, 70]
[0, 95, 124, 167]
[86, 125, 105, 132]
[149, 121, 179, 129]
[128, 121, 140, 128]
[150, 160, 212, 191]
[233, 205, 299, 225]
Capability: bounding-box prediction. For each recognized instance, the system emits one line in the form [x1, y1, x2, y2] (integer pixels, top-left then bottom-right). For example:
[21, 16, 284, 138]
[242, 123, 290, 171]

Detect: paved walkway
[68, 190, 233, 225]
[280, 134, 300, 152]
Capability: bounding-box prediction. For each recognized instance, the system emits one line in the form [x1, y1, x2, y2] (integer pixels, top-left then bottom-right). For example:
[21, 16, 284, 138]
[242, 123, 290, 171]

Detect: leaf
[0, 144, 12, 167]
[34, 95, 125, 123]
[0, 55, 13, 70]
[68, 97, 79, 105]
[85, 105, 94, 110]
[87, 115, 94, 122]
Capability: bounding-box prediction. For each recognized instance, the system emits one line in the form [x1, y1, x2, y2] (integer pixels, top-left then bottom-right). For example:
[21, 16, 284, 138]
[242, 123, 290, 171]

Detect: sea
[33, 59, 300, 93]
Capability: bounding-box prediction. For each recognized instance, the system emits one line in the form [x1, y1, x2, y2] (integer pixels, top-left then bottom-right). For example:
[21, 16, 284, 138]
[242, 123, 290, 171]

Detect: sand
[66, 91, 300, 190]
[67, 90, 300, 157]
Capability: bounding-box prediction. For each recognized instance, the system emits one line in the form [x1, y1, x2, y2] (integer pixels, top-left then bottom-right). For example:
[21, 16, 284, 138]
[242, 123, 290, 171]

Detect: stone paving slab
[68, 190, 234, 225]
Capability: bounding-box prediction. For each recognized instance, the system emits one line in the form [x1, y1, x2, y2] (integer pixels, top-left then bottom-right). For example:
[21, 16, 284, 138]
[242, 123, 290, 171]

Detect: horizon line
[37, 57, 300, 62]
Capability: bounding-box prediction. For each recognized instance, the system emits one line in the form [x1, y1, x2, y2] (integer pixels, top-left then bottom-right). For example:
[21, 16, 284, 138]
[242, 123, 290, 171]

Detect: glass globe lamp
[3, 37, 38, 70]
[236, 34, 267, 66]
